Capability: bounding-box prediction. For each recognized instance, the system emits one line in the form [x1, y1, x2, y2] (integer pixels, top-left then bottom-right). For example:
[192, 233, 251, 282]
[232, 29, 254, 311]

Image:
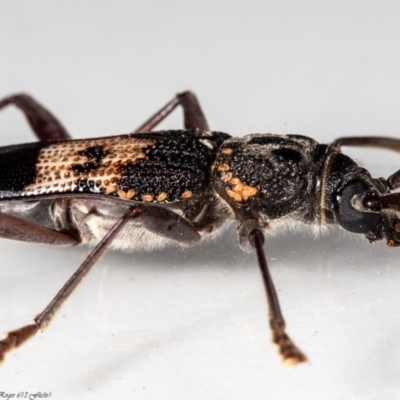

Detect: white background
[1, 1, 400, 399]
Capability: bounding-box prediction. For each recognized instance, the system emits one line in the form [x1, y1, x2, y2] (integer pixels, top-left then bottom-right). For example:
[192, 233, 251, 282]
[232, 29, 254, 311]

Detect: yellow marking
[221, 172, 232, 182]
[217, 164, 230, 171]
[142, 194, 154, 202]
[224, 176, 258, 202]
[118, 189, 136, 200]
[126, 189, 136, 199]
[226, 189, 243, 202]
[157, 192, 168, 202]
[242, 186, 258, 201]
[181, 190, 193, 199]
[233, 182, 244, 192]
[221, 148, 233, 155]
[118, 190, 127, 199]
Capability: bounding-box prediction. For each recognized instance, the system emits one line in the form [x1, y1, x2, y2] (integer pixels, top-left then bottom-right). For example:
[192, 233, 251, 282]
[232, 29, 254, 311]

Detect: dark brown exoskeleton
[0, 91, 399, 366]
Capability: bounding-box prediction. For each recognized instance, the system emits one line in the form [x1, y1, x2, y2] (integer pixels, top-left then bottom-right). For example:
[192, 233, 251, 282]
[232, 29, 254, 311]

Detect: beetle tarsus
[250, 229, 307, 365]
[0, 324, 39, 363]
[271, 329, 307, 365]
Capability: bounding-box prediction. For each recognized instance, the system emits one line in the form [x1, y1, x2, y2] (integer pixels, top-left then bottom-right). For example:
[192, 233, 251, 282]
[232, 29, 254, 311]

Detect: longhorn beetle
[0, 91, 400, 365]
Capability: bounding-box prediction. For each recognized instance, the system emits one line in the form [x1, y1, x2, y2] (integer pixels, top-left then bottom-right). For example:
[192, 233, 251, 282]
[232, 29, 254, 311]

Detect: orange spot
[116, 189, 136, 200]
[181, 190, 193, 199]
[217, 164, 229, 171]
[225, 177, 258, 202]
[142, 194, 154, 202]
[242, 186, 258, 201]
[126, 189, 136, 199]
[226, 189, 243, 202]
[157, 192, 168, 202]
[221, 148, 233, 155]
[117, 189, 128, 199]
[221, 172, 232, 182]
[106, 186, 116, 195]
[230, 177, 241, 185]
[233, 182, 244, 192]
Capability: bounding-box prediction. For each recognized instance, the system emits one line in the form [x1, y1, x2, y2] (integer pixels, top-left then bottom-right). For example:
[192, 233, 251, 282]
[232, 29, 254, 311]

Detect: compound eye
[336, 180, 382, 234]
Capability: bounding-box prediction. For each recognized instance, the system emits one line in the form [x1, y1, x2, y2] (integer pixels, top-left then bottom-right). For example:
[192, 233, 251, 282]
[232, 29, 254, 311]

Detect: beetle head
[333, 177, 400, 247]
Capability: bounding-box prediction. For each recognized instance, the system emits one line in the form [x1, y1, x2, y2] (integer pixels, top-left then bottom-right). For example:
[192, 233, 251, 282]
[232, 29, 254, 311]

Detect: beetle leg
[0, 211, 78, 245]
[134, 91, 209, 132]
[0, 93, 71, 141]
[139, 204, 201, 246]
[0, 206, 141, 363]
[238, 220, 307, 365]
[251, 230, 307, 365]
[0, 204, 203, 362]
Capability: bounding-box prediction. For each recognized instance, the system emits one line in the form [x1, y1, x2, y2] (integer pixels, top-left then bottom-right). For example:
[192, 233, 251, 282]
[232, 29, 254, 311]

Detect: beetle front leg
[0, 93, 71, 141]
[134, 91, 209, 132]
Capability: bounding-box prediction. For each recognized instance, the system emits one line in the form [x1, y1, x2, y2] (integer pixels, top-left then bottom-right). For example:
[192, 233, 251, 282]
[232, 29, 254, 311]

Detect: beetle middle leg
[0, 93, 71, 141]
[0, 90, 209, 141]
[0, 204, 202, 362]
[238, 220, 307, 364]
[134, 91, 209, 132]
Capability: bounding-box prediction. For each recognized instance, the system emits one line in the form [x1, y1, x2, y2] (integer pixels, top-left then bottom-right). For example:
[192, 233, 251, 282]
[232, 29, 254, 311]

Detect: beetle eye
[336, 180, 381, 234]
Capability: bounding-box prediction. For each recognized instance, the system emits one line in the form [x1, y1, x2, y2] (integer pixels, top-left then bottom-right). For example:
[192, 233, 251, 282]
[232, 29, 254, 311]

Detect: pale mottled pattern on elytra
[22, 136, 155, 196]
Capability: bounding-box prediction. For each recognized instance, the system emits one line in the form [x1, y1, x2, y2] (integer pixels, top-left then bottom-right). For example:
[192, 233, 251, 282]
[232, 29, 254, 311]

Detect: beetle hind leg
[0, 211, 78, 245]
[0, 204, 202, 363]
[0, 93, 71, 141]
[0, 207, 141, 363]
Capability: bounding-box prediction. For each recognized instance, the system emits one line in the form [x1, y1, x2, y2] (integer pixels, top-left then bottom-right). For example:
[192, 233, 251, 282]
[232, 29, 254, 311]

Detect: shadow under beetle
[0, 91, 400, 365]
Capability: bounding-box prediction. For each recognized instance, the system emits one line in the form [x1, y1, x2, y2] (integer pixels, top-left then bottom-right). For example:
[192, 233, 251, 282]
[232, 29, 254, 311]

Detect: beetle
[0, 91, 399, 366]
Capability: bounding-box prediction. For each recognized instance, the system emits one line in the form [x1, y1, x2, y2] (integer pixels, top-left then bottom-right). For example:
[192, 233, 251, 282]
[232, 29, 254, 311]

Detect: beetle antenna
[378, 193, 400, 212]
[250, 229, 307, 365]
